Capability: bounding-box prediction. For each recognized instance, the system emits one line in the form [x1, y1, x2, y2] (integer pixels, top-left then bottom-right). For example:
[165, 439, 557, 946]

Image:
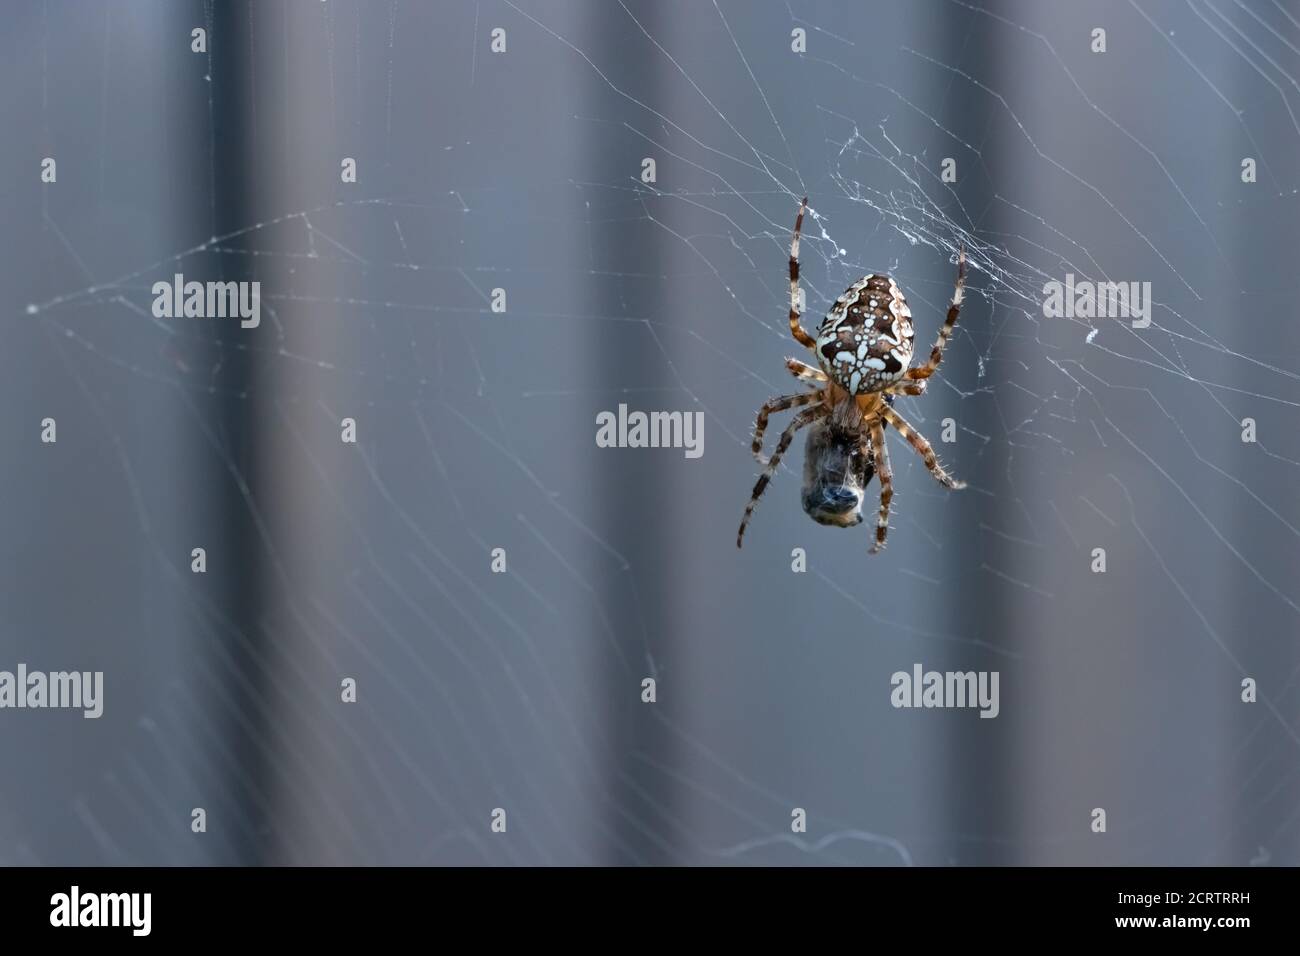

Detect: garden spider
[737, 197, 967, 552]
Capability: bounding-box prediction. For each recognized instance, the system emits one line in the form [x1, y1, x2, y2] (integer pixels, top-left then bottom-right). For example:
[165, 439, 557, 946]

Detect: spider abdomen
[815, 274, 914, 394]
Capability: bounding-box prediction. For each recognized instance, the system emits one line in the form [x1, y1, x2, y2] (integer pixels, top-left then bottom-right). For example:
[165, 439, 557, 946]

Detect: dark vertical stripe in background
[192, 0, 273, 868]
[580, 2, 682, 866]
[935, 11, 1013, 865]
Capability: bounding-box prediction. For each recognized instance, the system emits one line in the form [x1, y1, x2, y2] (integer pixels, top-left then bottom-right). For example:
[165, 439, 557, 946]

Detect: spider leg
[879, 404, 966, 490]
[788, 197, 818, 351]
[752, 390, 822, 463]
[887, 379, 926, 397]
[906, 244, 965, 381]
[867, 418, 893, 554]
[738, 405, 825, 548]
[785, 356, 827, 385]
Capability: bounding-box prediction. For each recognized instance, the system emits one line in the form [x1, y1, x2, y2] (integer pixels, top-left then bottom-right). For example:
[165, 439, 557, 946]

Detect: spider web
[6, 0, 1300, 865]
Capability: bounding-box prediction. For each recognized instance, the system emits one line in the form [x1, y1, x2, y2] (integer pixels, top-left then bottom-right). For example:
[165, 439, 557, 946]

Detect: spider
[737, 197, 967, 552]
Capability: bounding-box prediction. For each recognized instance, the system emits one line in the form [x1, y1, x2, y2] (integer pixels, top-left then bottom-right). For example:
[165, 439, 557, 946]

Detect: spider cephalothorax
[737, 197, 967, 552]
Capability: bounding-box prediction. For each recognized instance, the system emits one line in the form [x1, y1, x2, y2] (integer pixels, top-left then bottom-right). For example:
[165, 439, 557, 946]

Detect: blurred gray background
[1, 0, 1297, 865]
